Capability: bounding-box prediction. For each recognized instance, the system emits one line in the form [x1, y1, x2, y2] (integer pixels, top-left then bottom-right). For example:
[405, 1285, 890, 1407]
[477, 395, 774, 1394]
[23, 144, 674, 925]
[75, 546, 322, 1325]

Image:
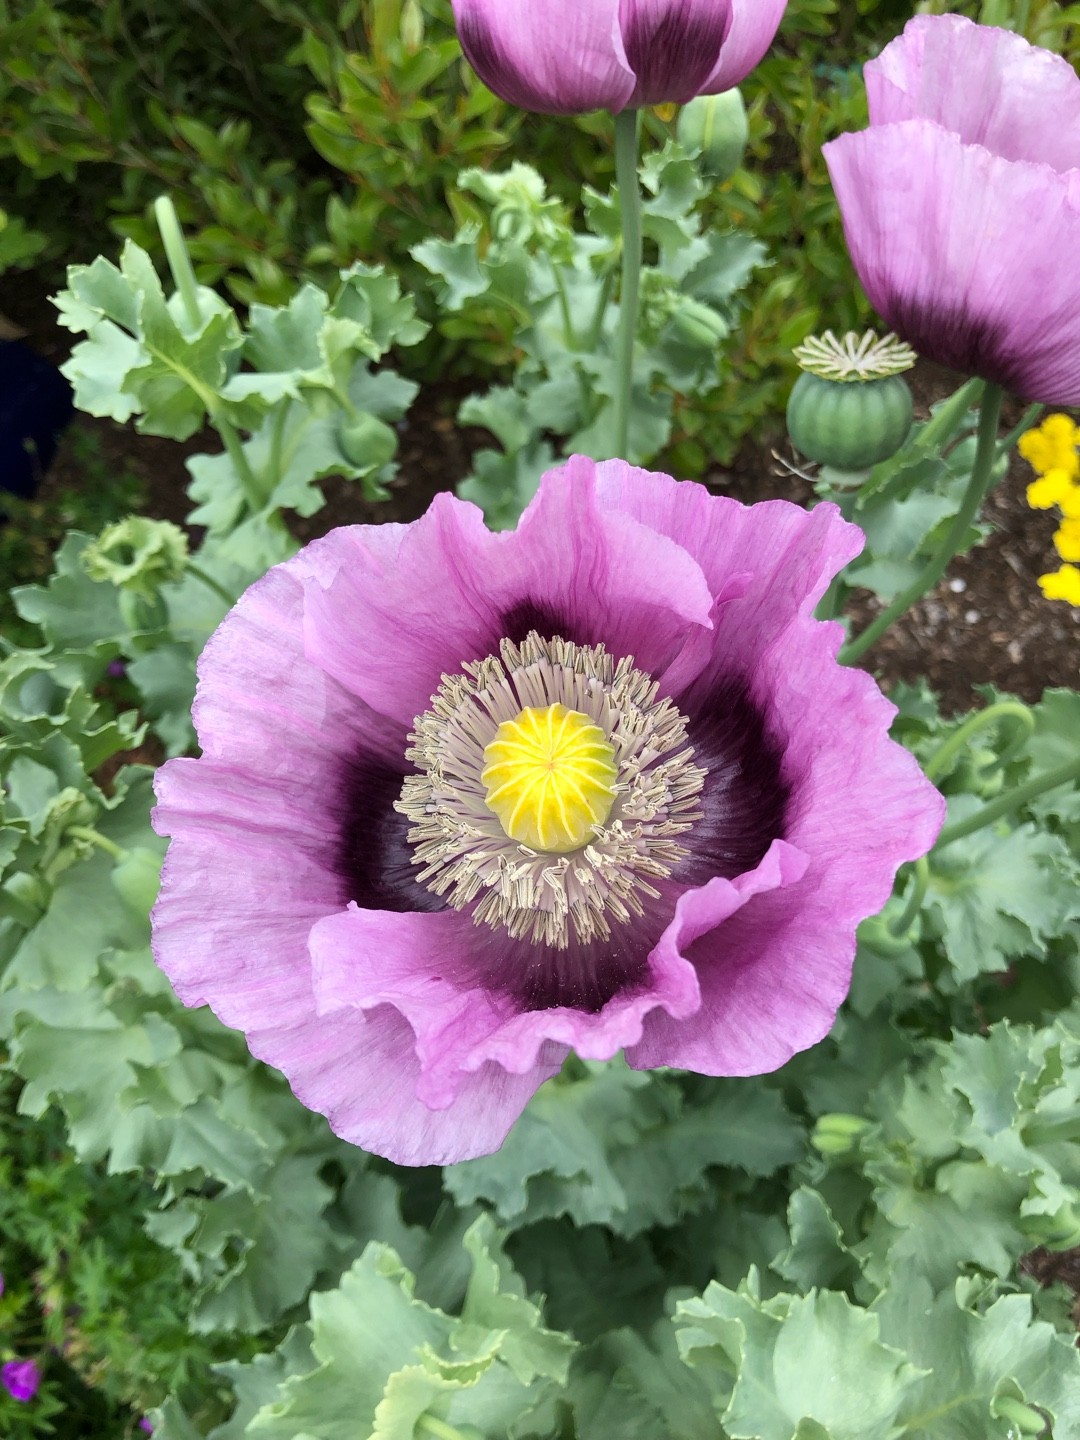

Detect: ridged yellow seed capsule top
[481, 703, 618, 853]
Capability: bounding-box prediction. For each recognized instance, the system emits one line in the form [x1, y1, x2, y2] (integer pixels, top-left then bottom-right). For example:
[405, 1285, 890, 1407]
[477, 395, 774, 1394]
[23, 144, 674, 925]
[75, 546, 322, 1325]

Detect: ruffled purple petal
[825, 121, 1080, 405]
[253, 1000, 565, 1166]
[589, 460, 862, 679]
[452, 0, 636, 114]
[619, 0, 733, 107]
[300, 499, 505, 727]
[702, 0, 787, 94]
[153, 543, 421, 1028]
[629, 619, 944, 1075]
[867, 15, 1080, 172]
[309, 890, 703, 1118]
[302, 460, 717, 725]
[492, 454, 717, 681]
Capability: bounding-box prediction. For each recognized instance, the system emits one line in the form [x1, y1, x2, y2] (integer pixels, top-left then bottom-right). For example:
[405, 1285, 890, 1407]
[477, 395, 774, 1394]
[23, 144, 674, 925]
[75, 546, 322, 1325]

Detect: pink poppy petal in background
[825, 120, 1080, 406]
[453, 0, 636, 114]
[702, 0, 788, 95]
[867, 14, 1080, 172]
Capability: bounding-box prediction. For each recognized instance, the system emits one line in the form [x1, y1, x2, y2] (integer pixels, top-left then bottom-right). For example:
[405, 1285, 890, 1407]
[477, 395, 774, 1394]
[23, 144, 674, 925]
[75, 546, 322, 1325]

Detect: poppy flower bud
[451, 0, 787, 116]
[677, 89, 748, 180]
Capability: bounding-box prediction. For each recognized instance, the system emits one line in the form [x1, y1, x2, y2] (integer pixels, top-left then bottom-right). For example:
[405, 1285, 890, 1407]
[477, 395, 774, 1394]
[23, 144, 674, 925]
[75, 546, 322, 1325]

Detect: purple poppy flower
[451, 0, 788, 115]
[823, 15, 1080, 406]
[150, 458, 942, 1166]
[2, 1359, 41, 1403]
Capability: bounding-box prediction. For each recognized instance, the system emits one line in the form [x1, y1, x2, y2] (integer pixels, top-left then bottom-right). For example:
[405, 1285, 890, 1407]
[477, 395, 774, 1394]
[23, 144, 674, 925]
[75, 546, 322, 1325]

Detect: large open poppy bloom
[451, 0, 788, 115]
[824, 15, 1080, 406]
[151, 459, 942, 1165]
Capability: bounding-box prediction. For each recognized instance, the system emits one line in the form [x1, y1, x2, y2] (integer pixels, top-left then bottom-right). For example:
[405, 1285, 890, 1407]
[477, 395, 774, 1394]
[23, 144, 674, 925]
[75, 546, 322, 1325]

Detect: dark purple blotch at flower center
[334, 623, 789, 1015]
[883, 294, 1033, 399]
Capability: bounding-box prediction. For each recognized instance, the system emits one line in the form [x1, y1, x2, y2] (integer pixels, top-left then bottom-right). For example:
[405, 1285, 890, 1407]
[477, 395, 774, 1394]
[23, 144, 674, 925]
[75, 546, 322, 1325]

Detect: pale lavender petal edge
[866, 14, 1080, 172]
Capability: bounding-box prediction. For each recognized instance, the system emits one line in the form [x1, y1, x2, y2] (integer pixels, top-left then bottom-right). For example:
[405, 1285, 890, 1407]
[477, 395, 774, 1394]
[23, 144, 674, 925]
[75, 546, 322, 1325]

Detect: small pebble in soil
[965, 609, 980, 624]
[948, 577, 967, 593]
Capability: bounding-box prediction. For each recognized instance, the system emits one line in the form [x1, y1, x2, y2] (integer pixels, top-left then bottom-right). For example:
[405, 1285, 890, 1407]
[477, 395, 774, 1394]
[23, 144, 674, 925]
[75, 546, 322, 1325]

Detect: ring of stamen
[395, 631, 705, 949]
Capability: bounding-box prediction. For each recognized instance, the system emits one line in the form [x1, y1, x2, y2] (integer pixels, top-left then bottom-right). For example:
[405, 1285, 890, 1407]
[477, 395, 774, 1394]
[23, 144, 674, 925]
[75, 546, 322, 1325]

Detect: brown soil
[4, 270, 1077, 715]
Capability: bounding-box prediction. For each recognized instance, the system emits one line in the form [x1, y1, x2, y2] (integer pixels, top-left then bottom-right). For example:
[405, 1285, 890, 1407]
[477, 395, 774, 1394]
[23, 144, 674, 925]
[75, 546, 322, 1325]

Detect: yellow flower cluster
[1019, 413, 1080, 605]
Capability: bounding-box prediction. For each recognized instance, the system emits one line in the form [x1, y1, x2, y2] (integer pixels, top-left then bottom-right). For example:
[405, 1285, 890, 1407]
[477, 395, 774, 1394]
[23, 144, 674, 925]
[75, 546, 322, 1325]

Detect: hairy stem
[840, 382, 1004, 665]
[924, 701, 1035, 784]
[611, 108, 643, 459]
[935, 755, 1080, 850]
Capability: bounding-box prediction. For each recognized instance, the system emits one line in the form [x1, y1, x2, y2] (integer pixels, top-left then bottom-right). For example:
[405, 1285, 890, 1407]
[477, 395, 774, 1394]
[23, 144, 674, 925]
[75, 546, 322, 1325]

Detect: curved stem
[549, 256, 576, 349]
[996, 402, 1043, 464]
[611, 108, 643, 459]
[67, 826, 127, 862]
[154, 195, 202, 332]
[587, 265, 616, 351]
[840, 382, 1004, 665]
[887, 857, 929, 937]
[154, 195, 265, 515]
[912, 376, 984, 455]
[415, 1417, 468, 1440]
[924, 701, 1035, 783]
[185, 562, 234, 608]
[935, 755, 1080, 850]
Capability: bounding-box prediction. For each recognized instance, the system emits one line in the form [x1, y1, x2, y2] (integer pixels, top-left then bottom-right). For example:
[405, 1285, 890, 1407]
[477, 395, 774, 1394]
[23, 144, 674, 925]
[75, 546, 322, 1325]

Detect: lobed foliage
[2, 234, 1080, 1429]
[3, 1, 1080, 1435]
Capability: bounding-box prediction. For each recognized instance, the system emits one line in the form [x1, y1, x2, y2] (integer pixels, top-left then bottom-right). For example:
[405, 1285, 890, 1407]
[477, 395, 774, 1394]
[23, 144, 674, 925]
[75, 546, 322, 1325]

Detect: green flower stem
[154, 195, 202, 331]
[611, 107, 643, 459]
[587, 265, 616, 352]
[415, 1417, 469, 1440]
[153, 194, 266, 515]
[840, 382, 1004, 665]
[67, 826, 127, 863]
[185, 562, 235, 608]
[815, 574, 845, 623]
[924, 701, 1035, 784]
[934, 754, 1080, 850]
[910, 375, 984, 454]
[887, 856, 929, 938]
[996, 402, 1043, 464]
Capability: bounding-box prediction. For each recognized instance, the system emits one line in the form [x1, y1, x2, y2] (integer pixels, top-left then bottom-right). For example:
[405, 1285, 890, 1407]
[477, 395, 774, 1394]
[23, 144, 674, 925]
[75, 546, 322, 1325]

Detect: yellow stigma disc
[481, 703, 618, 854]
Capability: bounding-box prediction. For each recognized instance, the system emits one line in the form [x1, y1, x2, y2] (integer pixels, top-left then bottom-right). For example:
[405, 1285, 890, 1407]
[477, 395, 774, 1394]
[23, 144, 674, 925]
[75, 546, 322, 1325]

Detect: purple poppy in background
[824, 15, 1080, 406]
[151, 458, 942, 1166]
[451, 0, 788, 115]
[2, 1359, 41, 1403]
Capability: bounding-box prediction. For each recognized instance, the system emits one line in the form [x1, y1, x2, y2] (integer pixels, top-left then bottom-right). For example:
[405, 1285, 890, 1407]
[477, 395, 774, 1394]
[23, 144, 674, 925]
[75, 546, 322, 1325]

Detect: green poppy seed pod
[787, 370, 914, 470]
[338, 414, 398, 472]
[677, 89, 749, 181]
[110, 846, 163, 917]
